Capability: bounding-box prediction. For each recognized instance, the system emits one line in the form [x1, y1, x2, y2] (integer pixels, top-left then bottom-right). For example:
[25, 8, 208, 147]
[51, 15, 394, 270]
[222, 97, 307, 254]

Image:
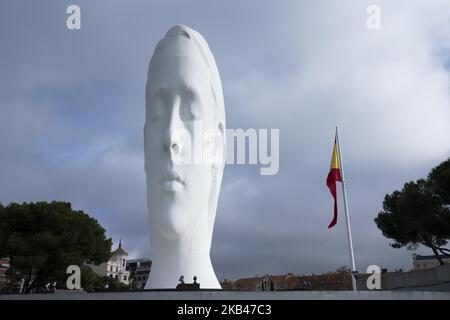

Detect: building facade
[126, 258, 151, 289]
[0, 258, 10, 290]
[221, 271, 353, 291]
[87, 240, 130, 285]
[413, 254, 450, 270]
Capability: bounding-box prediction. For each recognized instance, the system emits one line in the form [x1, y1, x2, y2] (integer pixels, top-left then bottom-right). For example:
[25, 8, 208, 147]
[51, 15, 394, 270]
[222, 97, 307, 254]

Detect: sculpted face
[144, 25, 225, 289]
[144, 32, 223, 240]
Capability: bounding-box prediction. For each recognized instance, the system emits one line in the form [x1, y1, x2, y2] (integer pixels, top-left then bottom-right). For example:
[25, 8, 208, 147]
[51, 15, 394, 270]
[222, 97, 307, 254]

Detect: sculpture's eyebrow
[148, 86, 198, 96]
[147, 85, 208, 103]
[182, 86, 201, 99]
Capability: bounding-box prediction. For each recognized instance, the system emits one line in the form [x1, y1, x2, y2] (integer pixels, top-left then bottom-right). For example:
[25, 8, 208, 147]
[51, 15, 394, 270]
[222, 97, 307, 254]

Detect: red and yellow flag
[326, 137, 342, 228]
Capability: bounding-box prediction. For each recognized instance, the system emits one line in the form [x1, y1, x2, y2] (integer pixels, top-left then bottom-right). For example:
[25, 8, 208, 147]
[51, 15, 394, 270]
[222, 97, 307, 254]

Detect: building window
[109, 274, 113, 278]
[115, 275, 118, 280]
[123, 259, 125, 267]
[124, 276, 127, 281]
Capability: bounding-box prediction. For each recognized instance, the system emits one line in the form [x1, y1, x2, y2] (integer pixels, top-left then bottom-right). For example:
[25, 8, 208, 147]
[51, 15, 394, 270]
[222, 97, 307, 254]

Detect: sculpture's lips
[160, 171, 184, 191]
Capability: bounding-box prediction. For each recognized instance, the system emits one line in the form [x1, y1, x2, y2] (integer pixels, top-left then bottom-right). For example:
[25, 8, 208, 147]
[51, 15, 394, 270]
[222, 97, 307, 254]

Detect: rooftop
[126, 258, 151, 264]
[111, 239, 128, 256]
[414, 254, 450, 261]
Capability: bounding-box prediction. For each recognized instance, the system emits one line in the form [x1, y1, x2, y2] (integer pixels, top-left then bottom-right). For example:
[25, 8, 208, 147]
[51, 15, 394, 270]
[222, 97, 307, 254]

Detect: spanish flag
[326, 136, 342, 228]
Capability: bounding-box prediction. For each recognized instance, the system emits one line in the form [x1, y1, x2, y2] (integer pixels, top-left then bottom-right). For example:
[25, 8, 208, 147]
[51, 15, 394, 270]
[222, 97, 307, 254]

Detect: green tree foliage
[0, 201, 112, 293]
[80, 265, 105, 292]
[375, 158, 450, 265]
[428, 157, 450, 205]
[80, 266, 134, 292]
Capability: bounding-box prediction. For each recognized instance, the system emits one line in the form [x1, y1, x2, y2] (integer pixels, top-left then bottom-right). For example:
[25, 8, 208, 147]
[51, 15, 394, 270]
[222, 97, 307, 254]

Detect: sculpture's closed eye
[179, 91, 200, 121]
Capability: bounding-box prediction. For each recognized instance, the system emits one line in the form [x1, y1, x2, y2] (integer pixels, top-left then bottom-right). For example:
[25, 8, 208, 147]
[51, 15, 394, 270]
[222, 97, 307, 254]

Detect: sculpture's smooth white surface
[144, 25, 225, 289]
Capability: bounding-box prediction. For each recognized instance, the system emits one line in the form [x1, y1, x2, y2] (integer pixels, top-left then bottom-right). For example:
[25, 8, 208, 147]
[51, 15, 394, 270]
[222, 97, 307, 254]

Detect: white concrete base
[1, 290, 450, 300]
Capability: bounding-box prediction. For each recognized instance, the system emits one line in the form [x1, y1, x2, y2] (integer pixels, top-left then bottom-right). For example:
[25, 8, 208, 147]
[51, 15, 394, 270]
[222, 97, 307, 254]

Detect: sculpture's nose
[165, 96, 183, 158]
[165, 139, 181, 156]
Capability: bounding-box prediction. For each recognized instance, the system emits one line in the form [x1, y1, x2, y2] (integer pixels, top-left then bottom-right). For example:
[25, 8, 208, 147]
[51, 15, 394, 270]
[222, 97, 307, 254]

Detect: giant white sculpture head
[144, 25, 225, 289]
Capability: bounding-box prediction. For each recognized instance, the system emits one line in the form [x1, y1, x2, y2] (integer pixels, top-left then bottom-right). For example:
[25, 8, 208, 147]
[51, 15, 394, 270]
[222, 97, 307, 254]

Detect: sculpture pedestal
[1, 290, 450, 300]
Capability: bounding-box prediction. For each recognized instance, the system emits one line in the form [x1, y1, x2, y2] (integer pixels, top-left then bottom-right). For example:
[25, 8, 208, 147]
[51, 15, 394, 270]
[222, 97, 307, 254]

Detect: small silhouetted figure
[176, 275, 200, 291]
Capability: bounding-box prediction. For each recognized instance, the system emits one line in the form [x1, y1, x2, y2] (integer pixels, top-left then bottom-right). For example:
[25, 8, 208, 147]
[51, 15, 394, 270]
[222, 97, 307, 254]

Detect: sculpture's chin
[152, 206, 188, 239]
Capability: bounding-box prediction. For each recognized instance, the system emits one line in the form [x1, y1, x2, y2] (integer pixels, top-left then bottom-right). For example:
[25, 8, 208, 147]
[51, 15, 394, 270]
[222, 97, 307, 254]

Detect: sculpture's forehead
[147, 54, 212, 95]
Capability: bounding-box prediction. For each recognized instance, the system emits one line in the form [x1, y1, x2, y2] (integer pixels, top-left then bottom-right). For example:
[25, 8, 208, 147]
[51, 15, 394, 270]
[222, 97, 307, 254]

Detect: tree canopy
[428, 157, 450, 205]
[375, 157, 450, 265]
[0, 201, 112, 293]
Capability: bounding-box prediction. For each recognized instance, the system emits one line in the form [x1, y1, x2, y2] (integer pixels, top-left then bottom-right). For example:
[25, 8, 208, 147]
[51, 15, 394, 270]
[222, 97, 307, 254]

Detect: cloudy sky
[1, 1, 450, 280]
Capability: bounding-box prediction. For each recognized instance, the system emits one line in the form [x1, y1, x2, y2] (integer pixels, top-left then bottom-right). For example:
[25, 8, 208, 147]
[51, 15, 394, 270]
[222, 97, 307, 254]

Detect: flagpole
[335, 126, 357, 291]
